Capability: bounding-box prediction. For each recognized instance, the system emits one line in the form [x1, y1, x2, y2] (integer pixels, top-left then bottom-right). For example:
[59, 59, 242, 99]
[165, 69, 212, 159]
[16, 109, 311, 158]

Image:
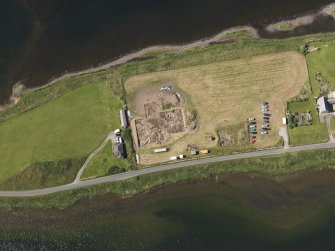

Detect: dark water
[1, 170, 335, 250]
[1, 0, 335, 104]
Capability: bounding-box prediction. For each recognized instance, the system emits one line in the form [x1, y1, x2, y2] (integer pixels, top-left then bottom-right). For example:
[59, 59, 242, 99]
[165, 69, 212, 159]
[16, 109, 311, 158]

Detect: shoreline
[0, 26, 259, 112]
[1, 3, 335, 112]
[265, 3, 335, 32]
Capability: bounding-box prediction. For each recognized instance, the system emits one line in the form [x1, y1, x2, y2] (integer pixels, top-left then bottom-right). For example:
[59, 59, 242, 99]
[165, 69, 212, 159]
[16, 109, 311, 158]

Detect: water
[1, 170, 335, 250]
[0, 0, 335, 104]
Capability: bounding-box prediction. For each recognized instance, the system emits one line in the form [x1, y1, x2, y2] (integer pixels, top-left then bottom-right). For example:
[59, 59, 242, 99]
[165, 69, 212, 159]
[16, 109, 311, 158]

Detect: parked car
[262, 127, 270, 131]
[250, 140, 256, 144]
[262, 124, 270, 127]
[248, 121, 257, 125]
[249, 125, 257, 128]
[248, 118, 256, 121]
[250, 132, 257, 134]
[261, 131, 269, 135]
[263, 120, 270, 123]
[250, 136, 257, 139]
[263, 113, 271, 117]
[250, 128, 256, 132]
[116, 136, 123, 143]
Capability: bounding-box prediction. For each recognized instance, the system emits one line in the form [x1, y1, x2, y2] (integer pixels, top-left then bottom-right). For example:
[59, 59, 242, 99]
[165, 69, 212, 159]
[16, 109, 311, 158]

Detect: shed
[282, 117, 287, 125]
[120, 109, 128, 128]
[113, 143, 126, 159]
[154, 148, 168, 153]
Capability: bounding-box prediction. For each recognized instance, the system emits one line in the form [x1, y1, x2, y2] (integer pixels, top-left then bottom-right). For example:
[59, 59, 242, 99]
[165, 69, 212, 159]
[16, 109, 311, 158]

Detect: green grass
[0, 83, 122, 183]
[306, 41, 335, 90]
[288, 100, 328, 145]
[81, 142, 129, 179]
[1, 148, 335, 210]
[279, 23, 293, 30]
[0, 157, 86, 190]
[287, 40, 335, 145]
[222, 30, 251, 39]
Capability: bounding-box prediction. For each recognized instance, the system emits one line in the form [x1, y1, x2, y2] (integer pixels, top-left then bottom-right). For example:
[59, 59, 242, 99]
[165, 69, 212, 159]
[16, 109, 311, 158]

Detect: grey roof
[113, 143, 126, 159]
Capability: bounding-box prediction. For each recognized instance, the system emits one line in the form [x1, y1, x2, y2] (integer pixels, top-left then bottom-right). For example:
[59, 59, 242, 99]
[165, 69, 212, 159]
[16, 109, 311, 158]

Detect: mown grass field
[288, 40, 335, 145]
[126, 52, 308, 165]
[0, 83, 122, 184]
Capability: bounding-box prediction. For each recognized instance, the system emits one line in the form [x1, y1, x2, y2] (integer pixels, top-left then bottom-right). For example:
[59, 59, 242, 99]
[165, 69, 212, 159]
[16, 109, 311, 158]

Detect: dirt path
[74, 132, 114, 183]
[324, 114, 335, 142]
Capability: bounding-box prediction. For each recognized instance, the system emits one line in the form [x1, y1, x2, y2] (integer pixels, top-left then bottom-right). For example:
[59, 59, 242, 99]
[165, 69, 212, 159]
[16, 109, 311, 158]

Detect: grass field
[287, 40, 335, 145]
[0, 83, 122, 184]
[126, 52, 308, 165]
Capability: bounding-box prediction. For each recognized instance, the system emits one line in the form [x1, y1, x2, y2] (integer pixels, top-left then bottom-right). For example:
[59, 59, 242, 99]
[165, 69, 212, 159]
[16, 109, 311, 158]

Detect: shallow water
[0, 0, 334, 104]
[1, 170, 335, 250]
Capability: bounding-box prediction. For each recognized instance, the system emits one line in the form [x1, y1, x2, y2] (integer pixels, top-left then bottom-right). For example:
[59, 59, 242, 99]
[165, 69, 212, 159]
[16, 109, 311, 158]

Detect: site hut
[120, 108, 128, 128]
[113, 143, 126, 159]
[191, 150, 198, 156]
[282, 117, 287, 125]
[154, 148, 168, 153]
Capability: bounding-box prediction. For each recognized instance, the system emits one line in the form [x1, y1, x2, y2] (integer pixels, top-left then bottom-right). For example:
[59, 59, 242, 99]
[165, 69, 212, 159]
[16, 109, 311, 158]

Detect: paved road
[0, 141, 334, 197]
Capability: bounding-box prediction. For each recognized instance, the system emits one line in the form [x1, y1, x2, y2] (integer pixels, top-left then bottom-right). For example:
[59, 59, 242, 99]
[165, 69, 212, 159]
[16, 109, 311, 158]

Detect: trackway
[0, 141, 334, 197]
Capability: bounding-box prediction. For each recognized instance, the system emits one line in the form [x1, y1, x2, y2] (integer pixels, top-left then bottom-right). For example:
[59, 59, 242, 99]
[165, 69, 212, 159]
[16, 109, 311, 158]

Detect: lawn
[126, 52, 308, 165]
[0, 83, 122, 183]
[287, 40, 335, 145]
[81, 141, 130, 179]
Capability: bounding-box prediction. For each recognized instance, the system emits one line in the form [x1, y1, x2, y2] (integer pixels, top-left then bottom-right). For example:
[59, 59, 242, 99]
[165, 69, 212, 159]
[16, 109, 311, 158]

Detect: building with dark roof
[113, 143, 126, 159]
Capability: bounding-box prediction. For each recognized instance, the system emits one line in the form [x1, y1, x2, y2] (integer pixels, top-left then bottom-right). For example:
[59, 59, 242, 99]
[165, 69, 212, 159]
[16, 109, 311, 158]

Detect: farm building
[120, 109, 128, 128]
[113, 143, 126, 159]
[317, 96, 333, 114]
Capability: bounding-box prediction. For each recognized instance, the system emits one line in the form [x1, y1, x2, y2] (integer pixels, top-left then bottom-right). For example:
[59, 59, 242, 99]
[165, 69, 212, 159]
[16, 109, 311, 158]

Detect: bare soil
[126, 52, 308, 165]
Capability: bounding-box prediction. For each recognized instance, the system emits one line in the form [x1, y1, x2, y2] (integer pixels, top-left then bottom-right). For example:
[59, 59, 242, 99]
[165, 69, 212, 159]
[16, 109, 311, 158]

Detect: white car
[262, 124, 269, 127]
[116, 136, 123, 143]
[248, 118, 256, 121]
[261, 131, 269, 135]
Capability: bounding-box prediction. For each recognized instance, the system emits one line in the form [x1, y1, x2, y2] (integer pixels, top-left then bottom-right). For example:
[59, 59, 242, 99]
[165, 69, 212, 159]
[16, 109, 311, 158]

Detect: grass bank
[1, 148, 335, 210]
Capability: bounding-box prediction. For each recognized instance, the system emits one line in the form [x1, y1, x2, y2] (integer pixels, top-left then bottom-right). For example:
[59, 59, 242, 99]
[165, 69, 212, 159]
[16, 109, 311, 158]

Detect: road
[0, 141, 334, 197]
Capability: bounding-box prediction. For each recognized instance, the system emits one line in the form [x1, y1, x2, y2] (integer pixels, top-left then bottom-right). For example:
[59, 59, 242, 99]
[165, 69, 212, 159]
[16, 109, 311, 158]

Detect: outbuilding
[113, 143, 126, 159]
[120, 109, 128, 128]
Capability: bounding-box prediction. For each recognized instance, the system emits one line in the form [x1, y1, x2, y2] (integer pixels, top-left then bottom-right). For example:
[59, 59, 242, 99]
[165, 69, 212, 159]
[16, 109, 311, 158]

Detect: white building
[317, 97, 330, 114]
